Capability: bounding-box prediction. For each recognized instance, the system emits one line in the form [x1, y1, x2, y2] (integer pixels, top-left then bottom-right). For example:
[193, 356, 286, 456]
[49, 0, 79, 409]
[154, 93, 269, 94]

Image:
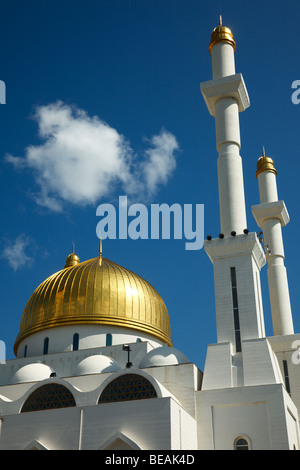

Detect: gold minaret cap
[256, 146, 277, 177]
[209, 15, 236, 54]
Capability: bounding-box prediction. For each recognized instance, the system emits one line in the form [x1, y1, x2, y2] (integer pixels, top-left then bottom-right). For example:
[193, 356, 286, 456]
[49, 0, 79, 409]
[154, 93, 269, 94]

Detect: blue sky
[1, 0, 300, 369]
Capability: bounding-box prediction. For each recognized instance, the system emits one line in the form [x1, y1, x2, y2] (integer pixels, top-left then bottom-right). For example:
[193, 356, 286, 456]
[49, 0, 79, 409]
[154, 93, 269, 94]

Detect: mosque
[1, 19, 300, 450]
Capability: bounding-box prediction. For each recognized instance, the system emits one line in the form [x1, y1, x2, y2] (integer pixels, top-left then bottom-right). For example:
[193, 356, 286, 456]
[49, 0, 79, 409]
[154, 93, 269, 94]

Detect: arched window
[98, 373, 157, 404]
[73, 333, 79, 351]
[43, 337, 49, 355]
[106, 333, 112, 346]
[21, 383, 76, 413]
[234, 437, 250, 450]
[23, 345, 27, 358]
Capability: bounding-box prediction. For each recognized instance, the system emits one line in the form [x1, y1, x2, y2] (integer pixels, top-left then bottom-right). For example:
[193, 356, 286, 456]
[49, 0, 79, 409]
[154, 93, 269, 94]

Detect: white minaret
[201, 20, 267, 388]
[198, 22, 300, 450]
[252, 149, 294, 336]
[201, 16, 249, 236]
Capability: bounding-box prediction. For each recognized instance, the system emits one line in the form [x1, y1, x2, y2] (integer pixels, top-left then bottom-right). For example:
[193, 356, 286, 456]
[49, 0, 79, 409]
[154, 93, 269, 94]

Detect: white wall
[0, 397, 195, 450]
[197, 384, 300, 450]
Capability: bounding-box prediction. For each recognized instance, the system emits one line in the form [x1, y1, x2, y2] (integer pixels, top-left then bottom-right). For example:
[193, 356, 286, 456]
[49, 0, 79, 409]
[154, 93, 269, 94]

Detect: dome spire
[98, 236, 102, 266]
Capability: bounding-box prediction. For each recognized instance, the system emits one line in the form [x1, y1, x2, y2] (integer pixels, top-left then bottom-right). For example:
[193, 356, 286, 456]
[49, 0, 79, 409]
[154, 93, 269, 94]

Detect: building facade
[1, 19, 300, 450]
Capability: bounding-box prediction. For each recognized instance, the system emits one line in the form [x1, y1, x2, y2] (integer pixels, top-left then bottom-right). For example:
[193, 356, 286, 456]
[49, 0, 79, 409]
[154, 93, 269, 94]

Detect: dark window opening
[21, 383, 76, 413]
[73, 333, 79, 351]
[235, 437, 249, 450]
[98, 373, 157, 404]
[230, 267, 241, 352]
[106, 334, 112, 347]
[43, 337, 49, 355]
[283, 359, 291, 394]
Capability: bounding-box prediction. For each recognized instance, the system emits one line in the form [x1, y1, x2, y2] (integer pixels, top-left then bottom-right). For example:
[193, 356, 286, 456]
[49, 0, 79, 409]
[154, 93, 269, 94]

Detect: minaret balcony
[201, 73, 250, 116]
[204, 231, 266, 270]
[252, 200, 290, 229]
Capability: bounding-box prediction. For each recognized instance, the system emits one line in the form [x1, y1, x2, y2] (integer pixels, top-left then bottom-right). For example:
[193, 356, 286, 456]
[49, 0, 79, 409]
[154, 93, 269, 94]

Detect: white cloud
[6, 101, 179, 211]
[2, 234, 33, 271]
[141, 130, 178, 195]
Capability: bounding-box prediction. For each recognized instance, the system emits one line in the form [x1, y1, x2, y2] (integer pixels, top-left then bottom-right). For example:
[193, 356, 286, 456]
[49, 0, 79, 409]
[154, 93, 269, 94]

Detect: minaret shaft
[201, 28, 249, 235]
[212, 42, 236, 79]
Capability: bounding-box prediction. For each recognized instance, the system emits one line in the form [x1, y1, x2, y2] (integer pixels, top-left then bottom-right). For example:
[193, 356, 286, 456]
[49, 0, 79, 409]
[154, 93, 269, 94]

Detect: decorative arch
[24, 439, 48, 450]
[98, 372, 157, 404]
[21, 383, 76, 413]
[99, 432, 141, 450]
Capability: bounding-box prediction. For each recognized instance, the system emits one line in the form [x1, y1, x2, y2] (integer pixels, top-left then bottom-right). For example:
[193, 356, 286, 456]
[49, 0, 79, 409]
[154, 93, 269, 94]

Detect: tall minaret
[201, 16, 249, 235]
[252, 149, 294, 336]
[201, 19, 266, 364]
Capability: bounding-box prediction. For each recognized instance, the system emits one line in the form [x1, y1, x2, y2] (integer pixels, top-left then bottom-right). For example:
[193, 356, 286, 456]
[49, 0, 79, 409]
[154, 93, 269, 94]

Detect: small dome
[73, 354, 121, 376]
[64, 252, 80, 268]
[10, 363, 55, 384]
[139, 345, 189, 369]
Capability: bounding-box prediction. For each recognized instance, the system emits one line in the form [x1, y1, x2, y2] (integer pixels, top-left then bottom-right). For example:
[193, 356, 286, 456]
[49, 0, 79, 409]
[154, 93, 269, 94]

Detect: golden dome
[209, 18, 236, 54]
[256, 148, 277, 177]
[14, 254, 172, 354]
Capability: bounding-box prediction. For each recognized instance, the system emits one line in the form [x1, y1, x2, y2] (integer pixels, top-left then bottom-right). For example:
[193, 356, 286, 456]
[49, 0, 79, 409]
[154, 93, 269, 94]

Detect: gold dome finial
[209, 17, 236, 54]
[64, 244, 80, 268]
[256, 147, 277, 177]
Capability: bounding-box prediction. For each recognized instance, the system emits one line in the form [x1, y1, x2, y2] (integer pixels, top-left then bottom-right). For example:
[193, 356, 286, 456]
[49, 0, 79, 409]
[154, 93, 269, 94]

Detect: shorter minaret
[252, 149, 294, 336]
